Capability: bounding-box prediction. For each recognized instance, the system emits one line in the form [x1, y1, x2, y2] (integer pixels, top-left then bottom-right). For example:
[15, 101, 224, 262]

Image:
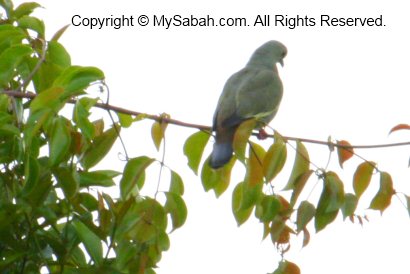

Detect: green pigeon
[210, 40, 287, 169]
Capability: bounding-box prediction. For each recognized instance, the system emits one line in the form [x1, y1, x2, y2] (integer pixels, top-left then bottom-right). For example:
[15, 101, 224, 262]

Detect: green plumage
[210, 40, 287, 169]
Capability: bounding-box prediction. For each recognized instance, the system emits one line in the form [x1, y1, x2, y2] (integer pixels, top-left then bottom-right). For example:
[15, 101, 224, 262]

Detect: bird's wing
[213, 67, 283, 130]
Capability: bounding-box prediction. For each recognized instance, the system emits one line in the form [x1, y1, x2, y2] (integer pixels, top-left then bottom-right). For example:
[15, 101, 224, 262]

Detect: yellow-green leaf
[233, 119, 256, 163]
[245, 142, 265, 187]
[73, 221, 103, 265]
[151, 120, 168, 151]
[49, 116, 71, 166]
[30, 86, 65, 113]
[117, 113, 133, 128]
[263, 136, 287, 182]
[272, 260, 301, 274]
[342, 193, 358, 220]
[353, 161, 376, 198]
[201, 155, 235, 197]
[120, 156, 154, 200]
[17, 15, 45, 37]
[315, 171, 345, 232]
[12, 2, 42, 19]
[183, 130, 210, 175]
[289, 170, 313, 206]
[169, 170, 184, 195]
[296, 201, 315, 232]
[164, 192, 187, 231]
[369, 171, 395, 213]
[284, 141, 310, 190]
[255, 194, 281, 222]
[232, 182, 253, 226]
[81, 126, 119, 169]
[0, 44, 33, 86]
[337, 140, 354, 168]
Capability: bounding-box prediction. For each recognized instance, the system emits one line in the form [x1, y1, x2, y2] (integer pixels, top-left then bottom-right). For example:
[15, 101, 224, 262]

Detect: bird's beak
[279, 59, 284, 67]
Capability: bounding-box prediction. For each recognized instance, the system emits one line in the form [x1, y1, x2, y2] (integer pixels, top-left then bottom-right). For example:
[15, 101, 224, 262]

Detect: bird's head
[247, 40, 287, 69]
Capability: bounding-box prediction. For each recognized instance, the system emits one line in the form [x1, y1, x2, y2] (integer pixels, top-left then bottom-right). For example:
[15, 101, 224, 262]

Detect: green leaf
[255, 194, 281, 222]
[53, 167, 78, 199]
[296, 201, 315, 232]
[12, 2, 42, 19]
[0, 44, 33, 87]
[169, 170, 184, 195]
[22, 155, 40, 195]
[284, 141, 310, 190]
[233, 119, 256, 163]
[30, 86, 65, 113]
[289, 170, 314, 206]
[48, 116, 71, 166]
[81, 125, 119, 169]
[78, 170, 120, 188]
[51, 24, 70, 42]
[73, 97, 98, 140]
[342, 193, 358, 220]
[73, 220, 103, 265]
[17, 15, 45, 37]
[47, 41, 71, 68]
[353, 161, 376, 198]
[53, 66, 104, 96]
[0, 25, 26, 54]
[201, 155, 235, 197]
[164, 192, 187, 231]
[405, 195, 410, 218]
[232, 182, 253, 226]
[0, 0, 13, 17]
[120, 156, 154, 200]
[183, 130, 210, 175]
[337, 140, 354, 168]
[369, 171, 395, 213]
[315, 171, 345, 232]
[263, 136, 287, 182]
[117, 112, 133, 128]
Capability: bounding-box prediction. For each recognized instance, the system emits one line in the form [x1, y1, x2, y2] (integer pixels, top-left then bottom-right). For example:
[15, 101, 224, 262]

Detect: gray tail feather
[210, 142, 233, 169]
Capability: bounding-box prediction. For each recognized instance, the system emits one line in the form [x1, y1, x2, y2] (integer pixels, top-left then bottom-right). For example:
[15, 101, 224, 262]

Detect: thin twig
[2, 89, 410, 150]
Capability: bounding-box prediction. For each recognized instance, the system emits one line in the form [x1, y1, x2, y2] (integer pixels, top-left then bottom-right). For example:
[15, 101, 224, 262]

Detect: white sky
[18, 0, 410, 273]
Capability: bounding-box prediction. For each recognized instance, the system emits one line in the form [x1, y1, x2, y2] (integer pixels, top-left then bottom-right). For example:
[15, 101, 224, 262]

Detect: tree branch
[2, 89, 410, 149]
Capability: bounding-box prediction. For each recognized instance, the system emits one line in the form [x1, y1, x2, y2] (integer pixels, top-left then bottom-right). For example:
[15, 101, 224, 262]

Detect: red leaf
[337, 140, 354, 168]
[389, 123, 410, 134]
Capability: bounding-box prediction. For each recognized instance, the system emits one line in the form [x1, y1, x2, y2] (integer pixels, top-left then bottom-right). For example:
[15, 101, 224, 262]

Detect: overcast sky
[21, 0, 410, 273]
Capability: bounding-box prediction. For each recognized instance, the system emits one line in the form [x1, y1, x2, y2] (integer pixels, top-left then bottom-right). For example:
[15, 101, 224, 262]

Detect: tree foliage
[1, 1, 409, 273]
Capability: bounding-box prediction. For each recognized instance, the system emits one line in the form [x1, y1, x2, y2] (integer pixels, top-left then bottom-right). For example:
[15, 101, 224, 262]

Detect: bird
[209, 40, 287, 169]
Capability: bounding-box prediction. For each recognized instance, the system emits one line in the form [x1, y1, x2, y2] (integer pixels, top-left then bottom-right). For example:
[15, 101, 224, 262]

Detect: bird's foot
[257, 128, 269, 140]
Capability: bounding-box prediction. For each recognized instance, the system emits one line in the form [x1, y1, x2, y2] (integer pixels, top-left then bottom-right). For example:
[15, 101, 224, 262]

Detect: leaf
[201, 155, 235, 197]
[289, 170, 313, 206]
[245, 142, 265, 187]
[78, 170, 120, 188]
[263, 136, 287, 182]
[296, 201, 315, 233]
[233, 119, 256, 163]
[315, 171, 345, 232]
[30, 86, 65, 113]
[369, 171, 395, 213]
[120, 156, 154, 200]
[272, 260, 301, 274]
[183, 130, 210, 175]
[0, 25, 26, 54]
[405, 195, 410, 218]
[47, 41, 71, 68]
[73, 221, 103, 265]
[270, 218, 293, 244]
[164, 192, 187, 231]
[117, 113, 133, 128]
[255, 194, 281, 222]
[151, 118, 168, 151]
[53, 66, 104, 96]
[337, 140, 354, 168]
[169, 170, 184, 195]
[81, 125, 119, 169]
[284, 141, 310, 190]
[53, 167, 78, 199]
[389, 123, 410, 134]
[73, 97, 98, 140]
[342, 193, 358, 220]
[0, 44, 33, 87]
[302, 227, 310, 248]
[17, 16, 45, 37]
[232, 182, 253, 226]
[12, 2, 42, 19]
[48, 116, 71, 166]
[353, 161, 376, 198]
[51, 24, 70, 41]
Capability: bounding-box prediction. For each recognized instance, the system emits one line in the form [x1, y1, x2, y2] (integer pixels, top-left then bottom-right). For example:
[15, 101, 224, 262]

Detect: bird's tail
[209, 128, 235, 169]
